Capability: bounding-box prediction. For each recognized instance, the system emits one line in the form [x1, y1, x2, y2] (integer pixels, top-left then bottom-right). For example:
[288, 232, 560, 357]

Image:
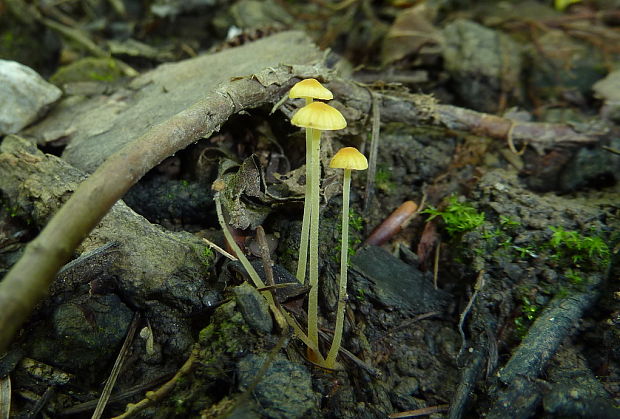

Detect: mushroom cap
[291, 102, 347, 131]
[329, 147, 368, 170]
[289, 78, 333, 100]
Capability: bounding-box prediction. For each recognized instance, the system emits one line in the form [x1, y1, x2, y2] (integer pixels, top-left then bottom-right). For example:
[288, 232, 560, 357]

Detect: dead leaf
[381, 4, 442, 66]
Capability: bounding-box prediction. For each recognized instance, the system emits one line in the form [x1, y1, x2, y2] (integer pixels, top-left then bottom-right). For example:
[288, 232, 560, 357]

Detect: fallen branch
[329, 80, 602, 153]
[486, 284, 602, 418]
[0, 66, 309, 353]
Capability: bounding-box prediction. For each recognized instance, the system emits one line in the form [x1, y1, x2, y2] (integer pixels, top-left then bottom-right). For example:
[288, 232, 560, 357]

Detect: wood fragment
[27, 385, 55, 419]
[112, 347, 198, 419]
[389, 404, 449, 418]
[364, 91, 381, 215]
[202, 237, 237, 261]
[92, 313, 140, 419]
[433, 242, 440, 290]
[364, 200, 418, 246]
[487, 286, 602, 418]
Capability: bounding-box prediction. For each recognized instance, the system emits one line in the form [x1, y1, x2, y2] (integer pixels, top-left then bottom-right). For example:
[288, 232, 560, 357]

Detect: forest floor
[0, 0, 619, 418]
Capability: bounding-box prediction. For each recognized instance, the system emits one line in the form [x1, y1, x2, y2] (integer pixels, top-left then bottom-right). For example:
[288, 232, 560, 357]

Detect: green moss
[198, 324, 215, 343]
[2, 31, 14, 44]
[514, 296, 541, 339]
[333, 210, 364, 262]
[512, 245, 538, 258]
[173, 396, 188, 415]
[349, 209, 365, 232]
[565, 269, 586, 287]
[480, 226, 502, 241]
[198, 301, 252, 363]
[423, 196, 485, 235]
[4, 204, 18, 217]
[375, 165, 395, 192]
[200, 246, 214, 267]
[50, 57, 124, 85]
[499, 215, 521, 229]
[548, 226, 611, 269]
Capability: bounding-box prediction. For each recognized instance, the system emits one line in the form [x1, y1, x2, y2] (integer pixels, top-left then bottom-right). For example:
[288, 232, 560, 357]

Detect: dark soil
[1, 1, 619, 418]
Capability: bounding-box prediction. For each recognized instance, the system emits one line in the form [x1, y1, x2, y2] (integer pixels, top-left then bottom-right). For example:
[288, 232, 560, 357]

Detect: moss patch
[50, 57, 124, 85]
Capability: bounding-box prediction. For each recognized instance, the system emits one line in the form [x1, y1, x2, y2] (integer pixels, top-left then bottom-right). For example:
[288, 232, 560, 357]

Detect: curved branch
[0, 72, 298, 353]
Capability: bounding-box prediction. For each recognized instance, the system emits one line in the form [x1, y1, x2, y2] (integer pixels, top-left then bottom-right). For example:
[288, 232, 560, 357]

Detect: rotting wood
[486, 283, 603, 418]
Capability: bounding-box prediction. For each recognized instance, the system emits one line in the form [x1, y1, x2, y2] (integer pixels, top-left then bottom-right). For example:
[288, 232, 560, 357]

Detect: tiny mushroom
[325, 147, 368, 368]
[289, 79, 334, 286]
[289, 78, 333, 105]
[290, 100, 347, 357]
[290, 101, 347, 131]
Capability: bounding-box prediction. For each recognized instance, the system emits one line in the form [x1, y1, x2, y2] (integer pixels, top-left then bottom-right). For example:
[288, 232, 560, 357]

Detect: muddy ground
[0, 0, 619, 418]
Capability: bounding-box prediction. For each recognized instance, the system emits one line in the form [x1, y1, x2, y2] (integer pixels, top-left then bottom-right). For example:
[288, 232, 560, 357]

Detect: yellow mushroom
[289, 80, 335, 286]
[289, 78, 333, 103]
[325, 147, 367, 368]
[290, 100, 347, 358]
[291, 102, 347, 131]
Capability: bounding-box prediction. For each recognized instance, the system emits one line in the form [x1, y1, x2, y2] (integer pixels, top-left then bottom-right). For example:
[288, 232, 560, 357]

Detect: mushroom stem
[307, 126, 322, 352]
[215, 194, 267, 290]
[295, 114, 313, 284]
[216, 192, 323, 354]
[326, 168, 351, 367]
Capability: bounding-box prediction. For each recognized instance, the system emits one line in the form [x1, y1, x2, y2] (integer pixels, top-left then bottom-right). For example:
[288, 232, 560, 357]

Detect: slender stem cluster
[327, 146, 367, 369]
[217, 81, 364, 369]
[289, 82, 346, 362]
[326, 168, 351, 367]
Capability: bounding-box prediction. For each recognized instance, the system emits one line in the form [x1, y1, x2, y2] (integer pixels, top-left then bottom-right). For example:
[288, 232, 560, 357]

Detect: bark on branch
[0, 69, 307, 353]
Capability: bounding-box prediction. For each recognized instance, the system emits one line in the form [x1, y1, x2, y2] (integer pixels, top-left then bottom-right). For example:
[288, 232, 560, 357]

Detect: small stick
[255, 226, 275, 288]
[28, 385, 55, 419]
[389, 404, 450, 418]
[317, 329, 382, 378]
[372, 311, 441, 344]
[112, 348, 198, 419]
[257, 282, 301, 292]
[92, 313, 141, 419]
[602, 145, 620, 155]
[60, 375, 173, 415]
[0, 375, 10, 419]
[364, 201, 418, 246]
[433, 243, 440, 290]
[202, 237, 237, 261]
[255, 225, 288, 319]
[364, 92, 381, 215]
[457, 271, 485, 360]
